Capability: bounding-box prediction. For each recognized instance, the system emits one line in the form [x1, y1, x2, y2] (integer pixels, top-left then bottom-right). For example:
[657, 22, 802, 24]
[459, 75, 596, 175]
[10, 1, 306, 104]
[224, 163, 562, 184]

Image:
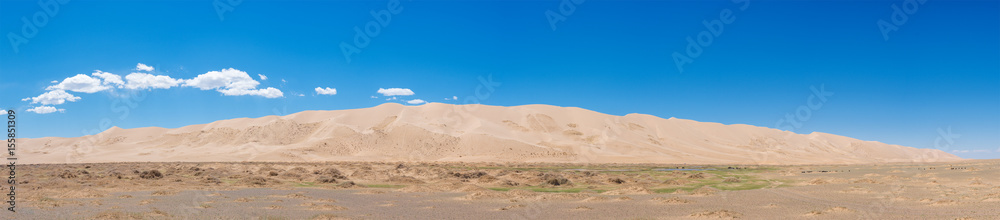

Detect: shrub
[140, 170, 163, 179]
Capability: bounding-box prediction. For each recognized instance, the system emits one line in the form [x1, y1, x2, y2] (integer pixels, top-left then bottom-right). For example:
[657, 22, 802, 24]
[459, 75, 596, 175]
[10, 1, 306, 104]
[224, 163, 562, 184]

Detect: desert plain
[10, 104, 994, 219]
[9, 160, 1000, 219]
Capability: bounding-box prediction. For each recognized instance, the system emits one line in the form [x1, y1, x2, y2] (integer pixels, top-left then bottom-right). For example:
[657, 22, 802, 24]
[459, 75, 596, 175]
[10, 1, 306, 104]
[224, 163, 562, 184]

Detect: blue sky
[1, 0, 998, 159]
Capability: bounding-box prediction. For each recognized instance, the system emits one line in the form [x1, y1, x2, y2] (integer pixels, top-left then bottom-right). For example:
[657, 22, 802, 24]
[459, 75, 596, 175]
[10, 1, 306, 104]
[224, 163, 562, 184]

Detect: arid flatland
[12, 159, 1000, 219]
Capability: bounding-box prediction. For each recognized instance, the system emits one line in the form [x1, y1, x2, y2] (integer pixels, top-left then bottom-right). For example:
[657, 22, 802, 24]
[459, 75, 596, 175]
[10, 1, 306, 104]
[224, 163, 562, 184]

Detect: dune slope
[22, 103, 961, 164]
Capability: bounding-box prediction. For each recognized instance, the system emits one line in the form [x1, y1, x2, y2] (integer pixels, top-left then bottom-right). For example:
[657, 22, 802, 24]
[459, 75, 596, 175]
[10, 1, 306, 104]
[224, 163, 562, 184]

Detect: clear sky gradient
[1, 0, 998, 159]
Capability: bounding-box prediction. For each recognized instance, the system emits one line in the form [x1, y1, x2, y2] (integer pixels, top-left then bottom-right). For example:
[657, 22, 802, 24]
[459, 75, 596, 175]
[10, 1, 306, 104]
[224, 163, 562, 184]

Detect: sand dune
[23, 103, 961, 164]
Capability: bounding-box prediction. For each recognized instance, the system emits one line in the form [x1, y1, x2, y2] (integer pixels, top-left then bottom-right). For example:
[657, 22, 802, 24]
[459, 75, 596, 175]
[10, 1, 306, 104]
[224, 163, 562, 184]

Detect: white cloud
[444, 96, 459, 100]
[951, 150, 970, 153]
[91, 70, 124, 87]
[24, 64, 293, 114]
[125, 73, 182, 89]
[46, 74, 110, 93]
[184, 68, 282, 98]
[315, 87, 337, 95]
[971, 149, 991, 153]
[185, 68, 258, 90]
[27, 65, 291, 114]
[406, 99, 426, 105]
[218, 87, 283, 98]
[385, 97, 397, 101]
[22, 90, 80, 105]
[377, 88, 414, 96]
[136, 63, 154, 72]
[298, 94, 305, 97]
[370, 96, 378, 99]
[25, 106, 64, 114]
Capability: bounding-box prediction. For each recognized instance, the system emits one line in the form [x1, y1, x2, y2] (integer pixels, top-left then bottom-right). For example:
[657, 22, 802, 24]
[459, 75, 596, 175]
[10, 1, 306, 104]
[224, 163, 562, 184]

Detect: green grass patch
[652, 179, 721, 193]
[651, 174, 795, 193]
[487, 187, 511, 192]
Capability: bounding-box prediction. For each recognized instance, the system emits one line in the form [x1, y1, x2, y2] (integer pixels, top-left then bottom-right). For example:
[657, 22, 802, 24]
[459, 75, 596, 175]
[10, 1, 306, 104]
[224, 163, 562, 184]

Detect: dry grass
[689, 209, 742, 219]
